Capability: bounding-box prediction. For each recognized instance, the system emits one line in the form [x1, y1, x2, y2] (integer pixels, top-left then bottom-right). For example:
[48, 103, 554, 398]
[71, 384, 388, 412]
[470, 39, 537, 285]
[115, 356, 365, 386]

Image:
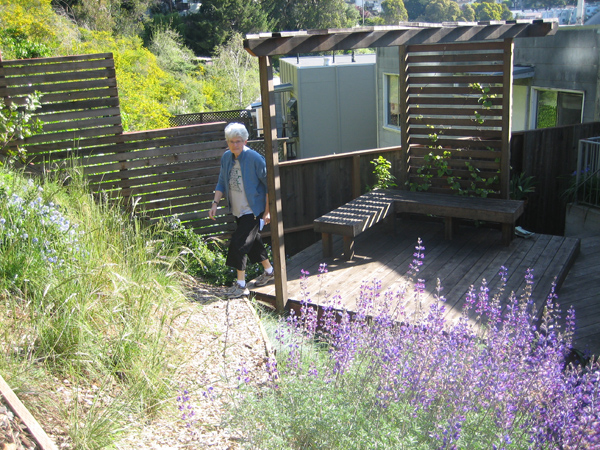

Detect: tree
[182, 0, 271, 56]
[265, 0, 357, 31]
[205, 33, 260, 110]
[473, 1, 512, 21]
[381, 0, 408, 24]
[421, 0, 463, 22]
[404, 0, 428, 21]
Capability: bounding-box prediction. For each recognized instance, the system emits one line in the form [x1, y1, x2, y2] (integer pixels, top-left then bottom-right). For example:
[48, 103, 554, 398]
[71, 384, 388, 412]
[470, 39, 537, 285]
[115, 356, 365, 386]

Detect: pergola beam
[244, 21, 558, 57]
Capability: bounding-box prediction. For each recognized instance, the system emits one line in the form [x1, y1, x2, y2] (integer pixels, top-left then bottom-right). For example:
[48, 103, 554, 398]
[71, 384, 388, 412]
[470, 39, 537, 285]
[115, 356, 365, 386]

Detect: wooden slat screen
[0, 53, 123, 158]
[0, 53, 234, 235]
[402, 40, 511, 198]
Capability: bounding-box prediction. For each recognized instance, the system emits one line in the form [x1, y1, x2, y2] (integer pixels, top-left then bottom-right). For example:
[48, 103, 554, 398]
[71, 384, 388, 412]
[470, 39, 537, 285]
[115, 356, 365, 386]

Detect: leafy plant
[0, 92, 43, 163]
[162, 215, 269, 286]
[562, 166, 600, 207]
[510, 172, 536, 200]
[368, 155, 397, 190]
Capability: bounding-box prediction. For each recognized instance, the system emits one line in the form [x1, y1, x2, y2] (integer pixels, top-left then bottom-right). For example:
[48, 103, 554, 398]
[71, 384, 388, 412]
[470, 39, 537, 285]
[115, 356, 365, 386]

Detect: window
[386, 74, 400, 128]
[534, 89, 583, 129]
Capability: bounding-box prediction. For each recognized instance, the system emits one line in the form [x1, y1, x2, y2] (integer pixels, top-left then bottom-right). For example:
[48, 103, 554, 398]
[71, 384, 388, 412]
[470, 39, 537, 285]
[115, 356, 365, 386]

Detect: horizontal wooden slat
[410, 138, 503, 149]
[408, 86, 504, 96]
[407, 52, 503, 64]
[41, 115, 122, 134]
[409, 117, 504, 127]
[409, 146, 502, 159]
[1, 57, 114, 77]
[0, 79, 118, 97]
[405, 40, 506, 53]
[22, 125, 124, 146]
[81, 140, 225, 166]
[39, 97, 120, 114]
[408, 106, 501, 117]
[407, 63, 503, 75]
[407, 96, 503, 106]
[38, 106, 121, 124]
[0, 53, 113, 68]
[4, 68, 116, 87]
[407, 75, 504, 84]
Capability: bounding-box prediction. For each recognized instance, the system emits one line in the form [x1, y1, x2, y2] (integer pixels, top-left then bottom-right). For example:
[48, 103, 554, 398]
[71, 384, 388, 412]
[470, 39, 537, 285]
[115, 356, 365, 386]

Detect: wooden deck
[252, 217, 595, 351]
[556, 236, 600, 357]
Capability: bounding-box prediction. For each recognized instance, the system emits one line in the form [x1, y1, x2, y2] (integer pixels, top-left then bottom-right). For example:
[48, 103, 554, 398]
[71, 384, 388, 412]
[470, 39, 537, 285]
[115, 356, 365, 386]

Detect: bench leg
[343, 236, 355, 260]
[321, 233, 333, 258]
[502, 224, 514, 246]
[444, 217, 454, 240]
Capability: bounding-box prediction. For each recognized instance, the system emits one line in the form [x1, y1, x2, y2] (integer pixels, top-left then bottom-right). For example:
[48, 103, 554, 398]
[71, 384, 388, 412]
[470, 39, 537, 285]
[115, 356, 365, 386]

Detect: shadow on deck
[252, 217, 593, 352]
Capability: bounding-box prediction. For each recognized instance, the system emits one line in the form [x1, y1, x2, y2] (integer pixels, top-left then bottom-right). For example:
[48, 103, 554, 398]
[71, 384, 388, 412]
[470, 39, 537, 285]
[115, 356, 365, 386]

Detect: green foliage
[510, 172, 536, 200]
[368, 156, 398, 191]
[57, 0, 154, 36]
[182, 0, 271, 56]
[266, 0, 358, 32]
[0, 93, 43, 163]
[204, 32, 260, 111]
[472, 1, 513, 21]
[0, 0, 77, 58]
[421, 0, 463, 22]
[0, 164, 189, 448]
[0, 28, 51, 59]
[404, 0, 428, 21]
[381, 0, 409, 24]
[163, 216, 268, 286]
[74, 30, 183, 131]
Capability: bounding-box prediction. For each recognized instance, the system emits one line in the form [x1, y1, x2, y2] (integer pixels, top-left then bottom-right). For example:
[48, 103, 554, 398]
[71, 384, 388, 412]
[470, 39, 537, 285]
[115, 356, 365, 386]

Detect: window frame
[529, 87, 584, 130]
[383, 73, 401, 132]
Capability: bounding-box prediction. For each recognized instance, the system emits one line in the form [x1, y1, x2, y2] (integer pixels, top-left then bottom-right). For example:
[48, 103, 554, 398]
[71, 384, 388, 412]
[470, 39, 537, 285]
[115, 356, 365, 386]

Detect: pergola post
[399, 45, 409, 189]
[501, 38, 515, 200]
[259, 55, 288, 311]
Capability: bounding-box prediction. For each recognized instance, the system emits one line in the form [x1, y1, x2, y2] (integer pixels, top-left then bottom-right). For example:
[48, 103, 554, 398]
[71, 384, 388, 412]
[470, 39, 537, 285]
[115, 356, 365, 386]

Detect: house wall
[513, 25, 600, 127]
[376, 26, 600, 140]
[376, 46, 402, 148]
[280, 56, 377, 159]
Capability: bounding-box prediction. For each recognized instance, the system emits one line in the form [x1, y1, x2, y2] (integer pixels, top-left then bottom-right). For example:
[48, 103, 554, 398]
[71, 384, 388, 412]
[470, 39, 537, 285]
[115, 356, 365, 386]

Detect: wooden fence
[0, 53, 235, 234]
[511, 121, 600, 236]
[2, 52, 597, 247]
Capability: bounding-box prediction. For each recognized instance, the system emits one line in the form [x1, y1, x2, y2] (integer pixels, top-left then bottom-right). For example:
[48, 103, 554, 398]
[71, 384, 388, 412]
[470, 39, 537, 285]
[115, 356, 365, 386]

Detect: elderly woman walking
[208, 123, 275, 298]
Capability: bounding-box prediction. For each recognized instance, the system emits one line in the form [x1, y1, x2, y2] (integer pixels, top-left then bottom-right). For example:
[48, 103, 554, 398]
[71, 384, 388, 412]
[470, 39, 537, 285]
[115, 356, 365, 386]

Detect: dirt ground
[0, 281, 272, 450]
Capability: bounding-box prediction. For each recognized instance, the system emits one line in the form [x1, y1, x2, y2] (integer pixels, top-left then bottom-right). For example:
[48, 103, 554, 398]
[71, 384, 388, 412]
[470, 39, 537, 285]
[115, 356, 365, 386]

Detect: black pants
[226, 213, 268, 272]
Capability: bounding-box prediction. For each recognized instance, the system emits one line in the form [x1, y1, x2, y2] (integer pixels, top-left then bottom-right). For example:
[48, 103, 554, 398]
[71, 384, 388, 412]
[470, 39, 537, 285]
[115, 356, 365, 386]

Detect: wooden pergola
[244, 20, 558, 311]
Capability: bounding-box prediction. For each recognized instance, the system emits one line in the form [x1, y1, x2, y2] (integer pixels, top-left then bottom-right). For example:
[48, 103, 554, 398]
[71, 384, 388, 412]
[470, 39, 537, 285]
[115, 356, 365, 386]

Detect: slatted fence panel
[0, 53, 123, 159]
[402, 40, 511, 198]
[0, 53, 234, 235]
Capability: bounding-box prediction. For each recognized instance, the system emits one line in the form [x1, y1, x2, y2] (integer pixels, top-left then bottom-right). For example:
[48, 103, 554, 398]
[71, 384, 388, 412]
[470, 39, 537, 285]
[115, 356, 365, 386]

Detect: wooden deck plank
[252, 218, 590, 354]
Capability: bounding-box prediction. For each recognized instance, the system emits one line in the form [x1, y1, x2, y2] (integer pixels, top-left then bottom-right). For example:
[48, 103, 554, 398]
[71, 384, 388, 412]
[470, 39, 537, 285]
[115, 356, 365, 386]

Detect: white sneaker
[227, 283, 249, 298]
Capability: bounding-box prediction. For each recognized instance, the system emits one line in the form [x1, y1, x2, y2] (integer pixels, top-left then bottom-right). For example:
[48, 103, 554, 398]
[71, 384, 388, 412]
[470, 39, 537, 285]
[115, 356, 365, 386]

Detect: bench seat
[313, 190, 396, 259]
[313, 189, 525, 259]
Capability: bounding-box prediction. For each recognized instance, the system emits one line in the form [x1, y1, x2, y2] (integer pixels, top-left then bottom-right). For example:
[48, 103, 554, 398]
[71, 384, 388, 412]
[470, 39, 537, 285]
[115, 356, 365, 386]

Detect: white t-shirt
[229, 159, 253, 218]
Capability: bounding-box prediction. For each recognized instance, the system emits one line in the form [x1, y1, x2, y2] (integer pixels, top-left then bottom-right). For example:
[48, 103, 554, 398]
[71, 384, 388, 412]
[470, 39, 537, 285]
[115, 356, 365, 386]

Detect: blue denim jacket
[215, 146, 267, 217]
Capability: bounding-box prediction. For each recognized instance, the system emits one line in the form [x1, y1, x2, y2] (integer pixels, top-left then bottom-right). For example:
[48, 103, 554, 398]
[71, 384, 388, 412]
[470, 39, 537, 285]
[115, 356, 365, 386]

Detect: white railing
[575, 137, 600, 207]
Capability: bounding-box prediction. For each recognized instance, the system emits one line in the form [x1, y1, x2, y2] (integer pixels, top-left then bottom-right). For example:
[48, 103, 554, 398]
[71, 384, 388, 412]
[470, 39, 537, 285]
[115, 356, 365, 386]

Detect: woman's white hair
[224, 122, 249, 141]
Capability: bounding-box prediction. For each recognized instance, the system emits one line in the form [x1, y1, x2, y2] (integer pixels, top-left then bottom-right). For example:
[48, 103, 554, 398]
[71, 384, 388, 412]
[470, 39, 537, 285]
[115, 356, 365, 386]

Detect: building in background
[278, 53, 377, 159]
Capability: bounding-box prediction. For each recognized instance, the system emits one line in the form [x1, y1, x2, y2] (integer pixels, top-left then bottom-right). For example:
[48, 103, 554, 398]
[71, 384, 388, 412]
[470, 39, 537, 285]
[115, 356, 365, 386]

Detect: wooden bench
[313, 190, 397, 259]
[313, 189, 525, 259]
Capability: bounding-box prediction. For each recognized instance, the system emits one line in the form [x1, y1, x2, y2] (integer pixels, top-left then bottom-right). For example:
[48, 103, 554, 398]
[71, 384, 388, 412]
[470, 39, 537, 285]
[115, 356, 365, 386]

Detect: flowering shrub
[230, 240, 599, 449]
[0, 174, 86, 294]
